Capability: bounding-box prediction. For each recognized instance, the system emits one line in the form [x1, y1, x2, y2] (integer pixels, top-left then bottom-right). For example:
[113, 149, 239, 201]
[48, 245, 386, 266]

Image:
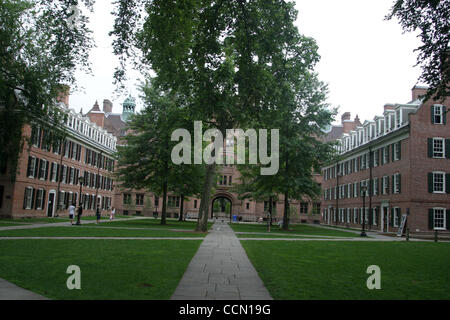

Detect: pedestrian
[76, 204, 83, 225]
[68, 202, 76, 225]
[109, 207, 116, 221]
[96, 204, 101, 224]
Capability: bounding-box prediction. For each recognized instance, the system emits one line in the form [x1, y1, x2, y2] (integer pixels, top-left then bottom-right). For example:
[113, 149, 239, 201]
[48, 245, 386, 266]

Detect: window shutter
[42, 190, 46, 210]
[398, 141, 401, 160]
[377, 178, 381, 195]
[446, 210, 450, 230]
[31, 189, 36, 209]
[392, 175, 395, 194]
[386, 147, 390, 163]
[45, 161, 49, 180]
[34, 190, 40, 209]
[428, 138, 433, 158]
[386, 177, 390, 195]
[431, 105, 435, 124]
[392, 144, 395, 162]
[398, 174, 401, 194]
[428, 173, 433, 193]
[446, 174, 450, 194]
[446, 139, 450, 159]
[27, 157, 33, 177]
[23, 189, 28, 209]
[50, 163, 54, 181]
[443, 106, 447, 124]
[34, 158, 40, 178]
[429, 209, 434, 230]
[390, 208, 394, 226]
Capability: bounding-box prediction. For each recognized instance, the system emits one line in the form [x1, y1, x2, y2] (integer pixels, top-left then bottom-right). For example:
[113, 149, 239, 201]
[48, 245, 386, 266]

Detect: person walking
[109, 207, 116, 221]
[76, 204, 83, 225]
[68, 202, 76, 225]
[96, 205, 101, 224]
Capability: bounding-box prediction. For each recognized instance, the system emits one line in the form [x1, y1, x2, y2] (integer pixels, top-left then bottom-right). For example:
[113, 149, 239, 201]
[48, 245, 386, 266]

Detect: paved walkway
[0, 278, 49, 300]
[171, 221, 272, 300]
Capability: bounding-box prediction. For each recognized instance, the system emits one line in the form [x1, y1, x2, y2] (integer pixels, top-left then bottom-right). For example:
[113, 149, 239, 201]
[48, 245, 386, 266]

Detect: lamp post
[78, 176, 85, 206]
[361, 185, 367, 237]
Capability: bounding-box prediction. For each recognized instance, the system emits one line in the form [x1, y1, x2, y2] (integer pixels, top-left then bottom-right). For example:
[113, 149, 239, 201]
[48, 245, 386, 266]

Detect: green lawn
[0, 226, 207, 238]
[241, 240, 450, 299]
[0, 239, 201, 299]
[0, 217, 70, 224]
[230, 223, 359, 238]
[236, 233, 350, 239]
[97, 218, 213, 231]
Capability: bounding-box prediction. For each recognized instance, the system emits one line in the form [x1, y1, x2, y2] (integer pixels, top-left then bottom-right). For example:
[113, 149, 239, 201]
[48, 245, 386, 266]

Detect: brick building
[0, 94, 117, 218]
[321, 85, 450, 235]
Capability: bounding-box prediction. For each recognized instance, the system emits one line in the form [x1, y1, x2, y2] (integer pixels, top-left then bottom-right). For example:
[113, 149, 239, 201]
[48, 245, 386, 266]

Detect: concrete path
[171, 221, 272, 300]
[0, 278, 49, 300]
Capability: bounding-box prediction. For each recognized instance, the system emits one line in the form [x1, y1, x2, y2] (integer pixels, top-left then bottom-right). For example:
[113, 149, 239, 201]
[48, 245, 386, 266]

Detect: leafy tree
[386, 0, 449, 101]
[114, 83, 205, 225]
[111, 0, 335, 232]
[0, 0, 94, 177]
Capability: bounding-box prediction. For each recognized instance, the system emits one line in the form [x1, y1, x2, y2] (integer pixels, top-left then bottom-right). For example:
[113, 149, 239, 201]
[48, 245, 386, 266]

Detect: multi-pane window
[35, 189, 44, 210]
[433, 138, 445, 158]
[353, 208, 358, 224]
[24, 187, 33, 209]
[300, 202, 308, 214]
[394, 142, 401, 161]
[39, 160, 47, 179]
[393, 173, 401, 194]
[354, 182, 358, 198]
[433, 208, 446, 230]
[383, 146, 389, 164]
[168, 196, 180, 208]
[373, 178, 378, 196]
[123, 193, 131, 205]
[383, 176, 389, 195]
[433, 105, 443, 124]
[136, 194, 144, 206]
[51, 163, 58, 182]
[393, 207, 401, 227]
[432, 172, 445, 193]
[372, 208, 378, 226]
[313, 203, 321, 215]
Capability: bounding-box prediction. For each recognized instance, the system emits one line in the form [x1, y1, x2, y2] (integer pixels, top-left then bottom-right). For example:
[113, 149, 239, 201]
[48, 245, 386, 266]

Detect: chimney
[57, 84, 70, 107]
[103, 99, 113, 113]
[411, 85, 428, 101]
[354, 115, 361, 126]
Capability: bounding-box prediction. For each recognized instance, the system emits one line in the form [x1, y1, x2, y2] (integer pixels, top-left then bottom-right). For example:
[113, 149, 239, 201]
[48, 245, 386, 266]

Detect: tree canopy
[386, 0, 449, 101]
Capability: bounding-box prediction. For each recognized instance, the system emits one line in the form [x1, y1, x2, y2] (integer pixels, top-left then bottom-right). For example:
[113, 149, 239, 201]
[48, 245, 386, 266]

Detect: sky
[70, 0, 423, 124]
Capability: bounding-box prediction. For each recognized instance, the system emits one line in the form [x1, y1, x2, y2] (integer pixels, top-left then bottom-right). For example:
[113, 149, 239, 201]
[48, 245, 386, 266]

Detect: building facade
[321, 86, 450, 234]
[0, 96, 117, 218]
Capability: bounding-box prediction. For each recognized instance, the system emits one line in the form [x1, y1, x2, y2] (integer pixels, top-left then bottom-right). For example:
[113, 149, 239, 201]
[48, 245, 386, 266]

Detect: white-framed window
[395, 109, 401, 128]
[432, 172, 445, 193]
[393, 173, 401, 194]
[394, 142, 401, 161]
[383, 176, 389, 195]
[51, 162, 58, 182]
[39, 159, 47, 180]
[28, 156, 37, 178]
[353, 208, 358, 224]
[433, 105, 444, 124]
[433, 208, 446, 230]
[36, 189, 44, 210]
[393, 207, 401, 227]
[347, 183, 351, 198]
[69, 167, 75, 185]
[432, 138, 445, 158]
[61, 165, 67, 184]
[372, 208, 377, 226]
[374, 150, 379, 167]
[24, 187, 33, 210]
[373, 178, 378, 196]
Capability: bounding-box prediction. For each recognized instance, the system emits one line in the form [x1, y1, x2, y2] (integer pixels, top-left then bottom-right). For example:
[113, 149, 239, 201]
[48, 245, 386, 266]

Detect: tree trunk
[178, 194, 184, 221]
[196, 163, 216, 232]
